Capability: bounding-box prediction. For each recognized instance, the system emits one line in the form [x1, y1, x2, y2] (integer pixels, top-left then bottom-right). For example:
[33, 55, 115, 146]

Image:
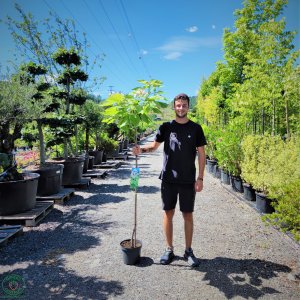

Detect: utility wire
[119, 0, 152, 79]
[44, 0, 128, 87]
[82, 0, 138, 84]
[98, 0, 142, 77]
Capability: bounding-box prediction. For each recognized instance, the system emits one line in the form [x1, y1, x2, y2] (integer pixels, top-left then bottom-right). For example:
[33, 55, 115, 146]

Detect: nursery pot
[88, 150, 103, 165]
[120, 239, 142, 265]
[50, 157, 84, 185]
[83, 154, 89, 173]
[88, 156, 95, 169]
[0, 172, 39, 216]
[220, 169, 230, 185]
[255, 192, 275, 214]
[231, 176, 244, 193]
[243, 183, 256, 201]
[25, 163, 64, 196]
[206, 159, 217, 174]
[213, 164, 221, 179]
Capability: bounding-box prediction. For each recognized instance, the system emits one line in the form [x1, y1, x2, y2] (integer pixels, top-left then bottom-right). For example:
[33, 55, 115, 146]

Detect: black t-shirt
[155, 120, 207, 184]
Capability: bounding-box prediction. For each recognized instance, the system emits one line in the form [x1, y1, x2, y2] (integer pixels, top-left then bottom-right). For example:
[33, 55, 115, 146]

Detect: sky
[0, 0, 299, 101]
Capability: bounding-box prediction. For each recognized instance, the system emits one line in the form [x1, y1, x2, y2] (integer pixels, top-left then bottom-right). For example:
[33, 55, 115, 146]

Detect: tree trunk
[37, 120, 46, 164]
[272, 98, 276, 136]
[285, 94, 290, 139]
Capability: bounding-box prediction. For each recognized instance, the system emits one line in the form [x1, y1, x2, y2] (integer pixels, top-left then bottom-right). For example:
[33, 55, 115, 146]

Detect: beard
[175, 112, 187, 118]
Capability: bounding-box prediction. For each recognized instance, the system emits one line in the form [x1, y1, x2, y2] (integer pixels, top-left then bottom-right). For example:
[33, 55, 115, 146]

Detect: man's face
[174, 99, 189, 118]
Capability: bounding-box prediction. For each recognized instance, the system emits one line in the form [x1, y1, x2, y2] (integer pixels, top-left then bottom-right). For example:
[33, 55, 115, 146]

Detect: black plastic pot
[255, 192, 275, 214]
[0, 172, 40, 216]
[231, 176, 244, 193]
[213, 164, 221, 179]
[243, 183, 256, 201]
[120, 239, 142, 265]
[220, 169, 230, 185]
[88, 150, 103, 165]
[25, 164, 64, 196]
[118, 141, 123, 153]
[51, 157, 85, 185]
[123, 139, 129, 150]
[88, 156, 95, 169]
[83, 154, 89, 173]
[108, 148, 119, 158]
[206, 159, 217, 174]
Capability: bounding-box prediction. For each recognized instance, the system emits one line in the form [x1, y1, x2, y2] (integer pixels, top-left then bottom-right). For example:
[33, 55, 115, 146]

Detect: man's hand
[132, 145, 142, 156]
[195, 179, 203, 192]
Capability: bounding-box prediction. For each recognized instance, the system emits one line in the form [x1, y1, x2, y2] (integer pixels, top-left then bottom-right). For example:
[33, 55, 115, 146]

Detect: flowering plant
[15, 150, 40, 169]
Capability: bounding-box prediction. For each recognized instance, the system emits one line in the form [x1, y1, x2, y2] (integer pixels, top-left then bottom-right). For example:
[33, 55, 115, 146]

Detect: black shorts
[161, 181, 195, 212]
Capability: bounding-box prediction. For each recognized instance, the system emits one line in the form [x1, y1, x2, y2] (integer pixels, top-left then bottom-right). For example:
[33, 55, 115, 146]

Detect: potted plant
[0, 72, 41, 215]
[18, 62, 65, 196]
[102, 79, 167, 264]
[46, 47, 88, 185]
[202, 125, 219, 174]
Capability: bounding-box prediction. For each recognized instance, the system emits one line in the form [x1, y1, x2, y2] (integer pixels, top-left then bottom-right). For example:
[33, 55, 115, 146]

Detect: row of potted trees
[205, 125, 299, 218]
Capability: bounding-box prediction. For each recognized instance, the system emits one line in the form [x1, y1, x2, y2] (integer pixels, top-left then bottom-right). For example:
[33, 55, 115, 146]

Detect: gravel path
[1, 134, 299, 300]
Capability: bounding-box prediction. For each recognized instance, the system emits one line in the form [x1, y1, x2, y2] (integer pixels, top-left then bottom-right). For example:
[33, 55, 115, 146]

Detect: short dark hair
[173, 93, 190, 106]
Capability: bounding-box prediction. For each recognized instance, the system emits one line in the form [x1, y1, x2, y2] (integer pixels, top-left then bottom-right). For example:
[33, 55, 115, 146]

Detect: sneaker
[160, 247, 175, 265]
[183, 248, 199, 267]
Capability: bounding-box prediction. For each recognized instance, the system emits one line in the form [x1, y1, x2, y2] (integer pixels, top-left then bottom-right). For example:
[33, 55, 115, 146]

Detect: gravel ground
[1, 134, 299, 300]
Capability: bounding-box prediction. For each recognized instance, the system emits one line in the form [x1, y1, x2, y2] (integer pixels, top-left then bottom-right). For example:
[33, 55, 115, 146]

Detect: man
[132, 93, 206, 267]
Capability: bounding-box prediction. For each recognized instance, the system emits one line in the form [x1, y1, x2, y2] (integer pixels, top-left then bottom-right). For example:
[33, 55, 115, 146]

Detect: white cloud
[156, 36, 220, 60]
[163, 52, 182, 60]
[186, 26, 198, 33]
[212, 25, 216, 29]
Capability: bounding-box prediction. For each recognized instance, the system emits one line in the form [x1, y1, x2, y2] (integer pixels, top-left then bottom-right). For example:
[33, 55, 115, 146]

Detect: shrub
[215, 122, 244, 176]
[263, 180, 300, 241]
[241, 134, 299, 198]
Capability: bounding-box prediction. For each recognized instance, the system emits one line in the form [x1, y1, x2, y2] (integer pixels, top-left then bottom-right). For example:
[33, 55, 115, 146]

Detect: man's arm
[195, 146, 206, 192]
[132, 141, 161, 156]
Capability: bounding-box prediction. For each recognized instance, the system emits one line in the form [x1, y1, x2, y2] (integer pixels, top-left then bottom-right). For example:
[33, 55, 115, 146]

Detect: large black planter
[50, 157, 85, 185]
[120, 239, 142, 265]
[206, 159, 217, 174]
[107, 148, 119, 158]
[255, 192, 275, 214]
[88, 150, 103, 165]
[25, 164, 64, 196]
[231, 176, 244, 193]
[243, 183, 256, 201]
[0, 173, 40, 216]
[88, 156, 95, 169]
[123, 139, 129, 150]
[83, 154, 89, 173]
[220, 169, 230, 185]
[118, 141, 123, 153]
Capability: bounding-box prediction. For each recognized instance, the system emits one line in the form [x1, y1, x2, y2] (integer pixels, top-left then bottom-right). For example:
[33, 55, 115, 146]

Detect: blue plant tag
[130, 167, 140, 190]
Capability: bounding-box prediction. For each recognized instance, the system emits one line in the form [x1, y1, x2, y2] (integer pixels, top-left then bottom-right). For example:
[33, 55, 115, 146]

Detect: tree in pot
[102, 79, 167, 264]
[0, 72, 42, 215]
[46, 48, 88, 185]
[18, 62, 66, 196]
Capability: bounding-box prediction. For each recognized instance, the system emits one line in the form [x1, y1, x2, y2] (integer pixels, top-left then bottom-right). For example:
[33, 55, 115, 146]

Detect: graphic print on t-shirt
[169, 132, 181, 151]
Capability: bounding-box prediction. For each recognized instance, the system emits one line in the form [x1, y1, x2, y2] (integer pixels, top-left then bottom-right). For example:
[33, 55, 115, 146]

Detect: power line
[119, 0, 152, 79]
[82, 0, 138, 80]
[46, 0, 129, 87]
[98, 0, 141, 77]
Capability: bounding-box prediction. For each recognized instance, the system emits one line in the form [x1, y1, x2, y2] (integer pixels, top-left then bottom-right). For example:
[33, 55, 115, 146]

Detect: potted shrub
[202, 125, 219, 173]
[0, 72, 41, 215]
[102, 79, 167, 264]
[215, 122, 244, 191]
[18, 62, 65, 196]
[46, 48, 88, 185]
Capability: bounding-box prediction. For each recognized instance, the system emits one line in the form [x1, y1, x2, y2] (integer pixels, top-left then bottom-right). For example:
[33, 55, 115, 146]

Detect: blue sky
[0, 0, 299, 101]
